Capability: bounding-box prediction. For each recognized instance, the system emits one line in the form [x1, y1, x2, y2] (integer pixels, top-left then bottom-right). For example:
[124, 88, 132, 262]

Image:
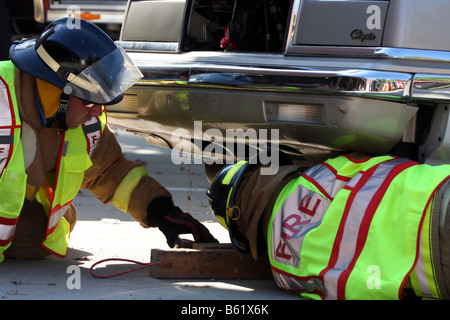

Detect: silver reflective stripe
[322, 158, 410, 299]
[414, 240, 432, 296]
[271, 160, 345, 295]
[82, 117, 102, 156]
[284, 186, 328, 260]
[271, 182, 331, 294]
[0, 79, 12, 127]
[48, 205, 69, 231]
[0, 130, 12, 175]
[303, 164, 337, 199]
[0, 223, 16, 241]
[345, 172, 363, 189]
[0, 79, 13, 177]
[411, 201, 436, 298]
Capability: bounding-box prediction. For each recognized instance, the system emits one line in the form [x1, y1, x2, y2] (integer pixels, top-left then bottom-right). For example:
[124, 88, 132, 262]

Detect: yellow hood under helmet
[36, 78, 63, 119]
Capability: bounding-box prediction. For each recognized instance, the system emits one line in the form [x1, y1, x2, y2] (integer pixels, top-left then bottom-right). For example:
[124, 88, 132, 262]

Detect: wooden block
[192, 243, 234, 250]
[149, 243, 273, 279]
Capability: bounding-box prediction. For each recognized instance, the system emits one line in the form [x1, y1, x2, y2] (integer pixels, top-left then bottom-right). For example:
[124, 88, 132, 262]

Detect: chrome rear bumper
[127, 61, 450, 104]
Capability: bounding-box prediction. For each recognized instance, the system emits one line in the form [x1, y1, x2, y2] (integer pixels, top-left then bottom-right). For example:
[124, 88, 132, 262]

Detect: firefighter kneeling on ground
[207, 153, 450, 300]
[0, 17, 216, 262]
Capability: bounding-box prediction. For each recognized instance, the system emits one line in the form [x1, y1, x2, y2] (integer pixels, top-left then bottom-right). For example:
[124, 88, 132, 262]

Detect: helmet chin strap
[57, 93, 69, 131]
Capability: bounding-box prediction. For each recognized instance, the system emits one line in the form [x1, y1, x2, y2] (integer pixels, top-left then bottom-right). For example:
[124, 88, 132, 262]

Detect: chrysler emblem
[351, 28, 376, 42]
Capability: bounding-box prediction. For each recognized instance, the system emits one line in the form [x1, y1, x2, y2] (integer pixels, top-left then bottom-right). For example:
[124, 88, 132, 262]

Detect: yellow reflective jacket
[0, 61, 27, 262]
[0, 61, 171, 261]
[0, 60, 108, 259]
[268, 154, 450, 300]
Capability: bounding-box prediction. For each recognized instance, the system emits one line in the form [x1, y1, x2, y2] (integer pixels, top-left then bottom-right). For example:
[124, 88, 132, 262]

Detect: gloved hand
[147, 197, 218, 248]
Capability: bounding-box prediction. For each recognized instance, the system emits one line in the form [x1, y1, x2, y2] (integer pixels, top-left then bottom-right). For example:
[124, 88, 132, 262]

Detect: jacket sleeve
[81, 125, 172, 227]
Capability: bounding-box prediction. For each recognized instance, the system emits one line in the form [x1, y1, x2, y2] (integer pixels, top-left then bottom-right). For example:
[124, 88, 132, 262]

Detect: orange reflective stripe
[41, 179, 53, 202]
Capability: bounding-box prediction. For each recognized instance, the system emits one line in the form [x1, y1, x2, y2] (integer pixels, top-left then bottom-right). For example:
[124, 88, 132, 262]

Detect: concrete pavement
[1, 129, 300, 302]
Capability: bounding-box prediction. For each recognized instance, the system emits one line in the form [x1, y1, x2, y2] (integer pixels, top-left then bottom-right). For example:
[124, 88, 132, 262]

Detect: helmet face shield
[11, 18, 143, 105]
[61, 46, 143, 105]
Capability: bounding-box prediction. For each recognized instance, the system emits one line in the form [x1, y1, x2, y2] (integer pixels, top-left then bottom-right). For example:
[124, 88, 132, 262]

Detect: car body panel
[108, 0, 450, 170]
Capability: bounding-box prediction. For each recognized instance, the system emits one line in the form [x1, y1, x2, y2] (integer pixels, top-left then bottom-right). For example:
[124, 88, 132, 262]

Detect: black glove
[147, 197, 218, 248]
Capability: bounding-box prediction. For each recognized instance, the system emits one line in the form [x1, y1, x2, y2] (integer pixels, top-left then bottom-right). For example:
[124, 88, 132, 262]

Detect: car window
[182, 0, 291, 53]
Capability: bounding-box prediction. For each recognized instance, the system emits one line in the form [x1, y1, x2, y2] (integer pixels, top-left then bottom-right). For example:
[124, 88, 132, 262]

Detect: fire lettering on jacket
[281, 214, 310, 240]
[91, 134, 98, 146]
[276, 214, 310, 259]
[276, 241, 291, 260]
[275, 193, 322, 260]
[298, 194, 321, 217]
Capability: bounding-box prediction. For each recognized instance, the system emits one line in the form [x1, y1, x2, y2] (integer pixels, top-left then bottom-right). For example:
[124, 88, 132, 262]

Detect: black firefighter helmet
[206, 160, 252, 254]
[206, 149, 293, 254]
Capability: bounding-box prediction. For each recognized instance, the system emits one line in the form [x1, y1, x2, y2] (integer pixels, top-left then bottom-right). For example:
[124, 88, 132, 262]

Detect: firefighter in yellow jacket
[207, 153, 450, 300]
[0, 17, 216, 262]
